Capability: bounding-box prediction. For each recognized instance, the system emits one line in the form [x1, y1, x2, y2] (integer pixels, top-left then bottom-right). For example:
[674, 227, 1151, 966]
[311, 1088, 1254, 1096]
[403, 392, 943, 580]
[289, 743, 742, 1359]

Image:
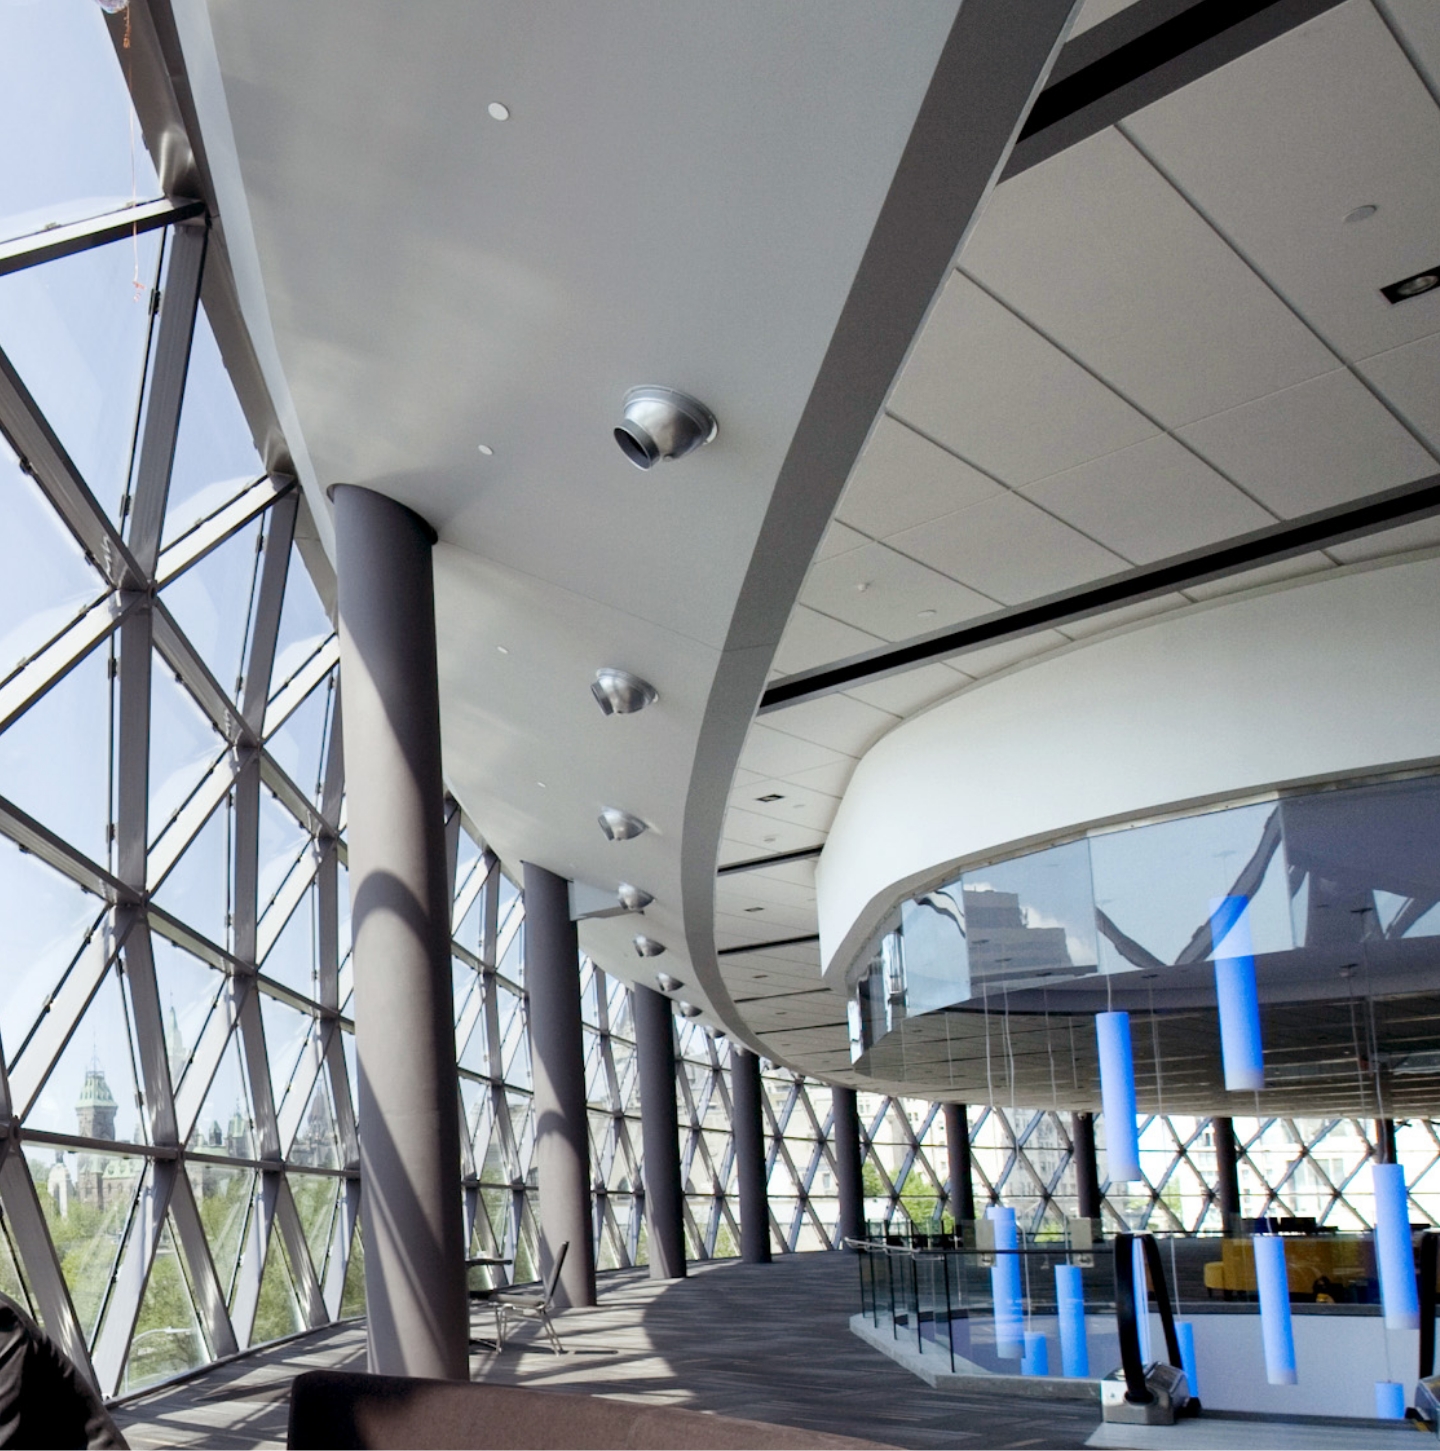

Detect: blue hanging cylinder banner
[1209, 895, 1265, 1092]
[1253, 1234, 1298, 1385]
[1096, 1011, 1141, 1182]
[1372, 1162, 1420, 1330]
[1055, 1265, 1089, 1378]
[987, 1205, 1024, 1359]
[1375, 1381, 1406, 1420]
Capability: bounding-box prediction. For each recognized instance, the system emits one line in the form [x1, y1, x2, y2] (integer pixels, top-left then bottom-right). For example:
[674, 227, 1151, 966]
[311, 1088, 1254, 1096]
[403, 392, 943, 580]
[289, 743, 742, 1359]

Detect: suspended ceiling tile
[778, 756, 859, 800]
[963, 130, 1335, 428]
[760, 692, 900, 759]
[737, 721, 849, 780]
[843, 662, 969, 718]
[714, 904, 819, 943]
[720, 804, 827, 854]
[948, 628, 1071, 679]
[716, 874, 817, 914]
[1183, 550, 1333, 600]
[725, 776, 840, 833]
[1022, 433, 1276, 562]
[835, 414, 1001, 538]
[1124, 0, 1440, 362]
[889, 490, 1127, 604]
[1177, 368, 1435, 517]
[888, 272, 1157, 486]
[814, 520, 869, 561]
[1379, 0, 1440, 92]
[1071, 0, 1141, 35]
[798, 541, 995, 642]
[772, 605, 884, 677]
[1356, 331, 1440, 455]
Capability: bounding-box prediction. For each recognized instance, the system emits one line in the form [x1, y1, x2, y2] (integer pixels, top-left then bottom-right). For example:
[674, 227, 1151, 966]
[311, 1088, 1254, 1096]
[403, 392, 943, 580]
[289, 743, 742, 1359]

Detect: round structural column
[332, 483, 467, 1380]
[731, 1048, 772, 1264]
[522, 862, 597, 1308]
[832, 1086, 865, 1248]
[1213, 1116, 1242, 1229]
[1072, 1112, 1101, 1223]
[634, 985, 686, 1280]
[944, 1103, 976, 1224]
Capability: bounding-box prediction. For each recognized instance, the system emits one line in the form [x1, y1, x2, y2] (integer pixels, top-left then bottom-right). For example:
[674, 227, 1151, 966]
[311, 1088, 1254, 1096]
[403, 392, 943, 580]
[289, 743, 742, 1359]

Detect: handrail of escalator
[1113, 1231, 1184, 1405]
[1420, 1229, 1440, 1380]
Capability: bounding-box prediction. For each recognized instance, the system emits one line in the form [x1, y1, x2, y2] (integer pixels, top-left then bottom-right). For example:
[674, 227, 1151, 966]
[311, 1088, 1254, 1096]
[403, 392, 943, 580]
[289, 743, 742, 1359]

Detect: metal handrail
[1113, 1231, 1184, 1406]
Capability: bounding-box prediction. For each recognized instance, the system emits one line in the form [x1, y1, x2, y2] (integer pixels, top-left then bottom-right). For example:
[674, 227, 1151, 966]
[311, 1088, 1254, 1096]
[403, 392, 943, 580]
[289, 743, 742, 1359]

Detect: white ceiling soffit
[720, 0, 1440, 1076]
[173, 0, 1033, 1026]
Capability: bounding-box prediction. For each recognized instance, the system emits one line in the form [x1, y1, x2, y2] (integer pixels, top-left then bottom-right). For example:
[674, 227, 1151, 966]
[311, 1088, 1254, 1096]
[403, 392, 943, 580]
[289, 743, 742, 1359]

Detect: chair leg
[541, 1309, 564, 1355]
[494, 1304, 506, 1348]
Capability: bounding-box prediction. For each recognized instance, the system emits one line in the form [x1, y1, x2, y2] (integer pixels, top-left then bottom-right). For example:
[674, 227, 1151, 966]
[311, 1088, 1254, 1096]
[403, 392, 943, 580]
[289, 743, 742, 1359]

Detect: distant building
[71, 1065, 140, 1213]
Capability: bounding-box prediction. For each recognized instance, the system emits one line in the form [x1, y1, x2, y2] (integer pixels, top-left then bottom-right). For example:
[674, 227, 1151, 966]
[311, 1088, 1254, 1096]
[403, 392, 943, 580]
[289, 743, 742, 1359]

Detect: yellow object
[1203, 1237, 1368, 1297]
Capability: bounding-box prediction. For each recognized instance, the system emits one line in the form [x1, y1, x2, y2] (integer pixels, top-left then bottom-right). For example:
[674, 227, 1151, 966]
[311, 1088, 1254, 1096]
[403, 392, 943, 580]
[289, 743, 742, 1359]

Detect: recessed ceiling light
[744, 906, 764, 913]
[488, 102, 510, 121]
[918, 608, 937, 619]
[762, 835, 777, 844]
[536, 781, 546, 789]
[756, 792, 784, 803]
[855, 582, 871, 593]
[1344, 204, 1378, 224]
[496, 645, 509, 655]
[1381, 266, 1440, 304]
[598, 807, 647, 841]
[477, 443, 494, 456]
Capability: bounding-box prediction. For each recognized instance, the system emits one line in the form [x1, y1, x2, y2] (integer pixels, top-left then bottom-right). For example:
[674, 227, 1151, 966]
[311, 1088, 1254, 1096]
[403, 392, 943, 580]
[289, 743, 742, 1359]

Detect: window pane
[160, 516, 263, 703]
[149, 660, 222, 845]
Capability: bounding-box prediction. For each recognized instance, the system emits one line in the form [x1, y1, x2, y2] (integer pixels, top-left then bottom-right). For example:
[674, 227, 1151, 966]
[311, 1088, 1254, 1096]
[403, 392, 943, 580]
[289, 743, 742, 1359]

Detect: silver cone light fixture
[655, 972, 684, 994]
[592, 668, 658, 716]
[677, 1001, 703, 1019]
[617, 882, 653, 912]
[598, 808, 647, 841]
[633, 934, 666, 958]
[614, 386, 717, 469]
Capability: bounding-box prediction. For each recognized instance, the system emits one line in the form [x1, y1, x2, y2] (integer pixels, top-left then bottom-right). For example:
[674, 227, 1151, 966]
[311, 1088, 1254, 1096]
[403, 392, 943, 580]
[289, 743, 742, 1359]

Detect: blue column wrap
[987, 1205, 1023, 1358]
[1056, 1264, 1089, 1378]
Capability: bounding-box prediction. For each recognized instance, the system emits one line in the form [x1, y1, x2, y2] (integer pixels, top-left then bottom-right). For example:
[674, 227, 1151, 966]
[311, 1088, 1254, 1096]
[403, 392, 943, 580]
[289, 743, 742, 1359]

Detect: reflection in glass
[152, 789, 232, 947]
[149, 661, 222, 844]
[160, 518, 262, 703]
[122, 1217, 208, 1392]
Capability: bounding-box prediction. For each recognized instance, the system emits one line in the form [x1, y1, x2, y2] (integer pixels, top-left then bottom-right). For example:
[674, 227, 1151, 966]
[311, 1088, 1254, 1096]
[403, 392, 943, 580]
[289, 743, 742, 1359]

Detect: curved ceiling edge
[816, 554, 1440, 991]
[679, 0, 1084, 1057]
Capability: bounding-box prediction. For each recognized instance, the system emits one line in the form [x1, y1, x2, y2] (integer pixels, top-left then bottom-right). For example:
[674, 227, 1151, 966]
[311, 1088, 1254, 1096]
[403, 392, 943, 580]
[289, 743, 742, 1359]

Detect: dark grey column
[522, 862, 597, 1308]
[332, 484, 467, 1380]
[944, 1103, 976, 1225]
[634, 986, 686, 1280]
[1375, 1118, 1398, 1165]
[1213, 1116, 1241, 1230]
[832, 1087, 865, 1249]
[1072, 1112, 1101, 1223]
[731, 1048, 771, 1264]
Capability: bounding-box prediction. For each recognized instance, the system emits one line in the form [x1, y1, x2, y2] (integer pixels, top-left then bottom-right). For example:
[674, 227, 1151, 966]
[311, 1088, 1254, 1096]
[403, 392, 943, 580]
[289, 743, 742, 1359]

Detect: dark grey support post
[1072, 1111, 1101, 1223]
[832, 1087, 865, 1249]
[944, 1103, 975, 1226]
[1214, 1116, 1242, 1232]
[1375, 1118, 1398, 1165]
[732, 1048, 771, 1264]
[522, 862, 597, 1308]
[332, 484, 467, 1380]
[634, 986, 686, 1280]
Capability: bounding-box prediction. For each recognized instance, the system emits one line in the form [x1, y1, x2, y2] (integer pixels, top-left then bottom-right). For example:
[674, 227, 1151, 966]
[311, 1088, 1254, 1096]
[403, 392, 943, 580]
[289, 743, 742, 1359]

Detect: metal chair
[491, 1241, 569, 1354]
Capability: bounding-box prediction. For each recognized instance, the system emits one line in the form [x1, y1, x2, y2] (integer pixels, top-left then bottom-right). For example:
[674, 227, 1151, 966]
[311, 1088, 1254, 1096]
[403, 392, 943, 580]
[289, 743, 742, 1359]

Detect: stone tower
[76, 1064, 117, 1141]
